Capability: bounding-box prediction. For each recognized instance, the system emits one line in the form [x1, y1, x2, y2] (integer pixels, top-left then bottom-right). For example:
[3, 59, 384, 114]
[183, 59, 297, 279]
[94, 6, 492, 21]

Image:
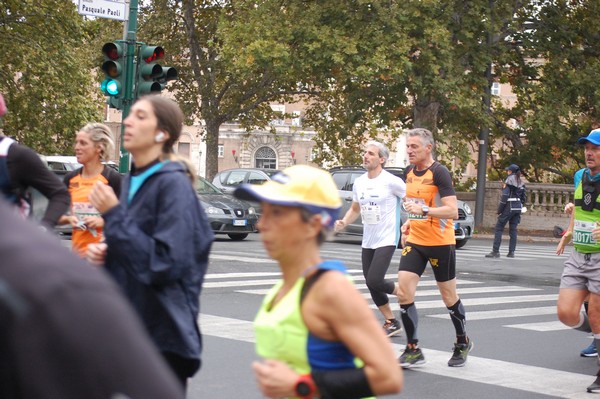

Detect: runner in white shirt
[335, 140, 406, 336]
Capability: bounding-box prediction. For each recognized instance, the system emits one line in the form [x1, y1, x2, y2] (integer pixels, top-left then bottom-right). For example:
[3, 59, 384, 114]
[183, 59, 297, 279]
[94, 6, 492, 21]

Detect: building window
[254, 146, 277, 169]
[270, 104, 285, 126]
[218, 144, 224, 157]
[491, 82, 501, 96]
[177, 142, 190, 158]
[291, 111, 301, 127]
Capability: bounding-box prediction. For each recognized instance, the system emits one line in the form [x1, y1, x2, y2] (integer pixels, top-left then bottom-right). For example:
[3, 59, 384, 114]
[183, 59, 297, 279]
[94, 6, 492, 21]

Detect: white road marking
[429, 306, 557, 320]
[199, 314, 592, 398]
[506, 320, 571, 331]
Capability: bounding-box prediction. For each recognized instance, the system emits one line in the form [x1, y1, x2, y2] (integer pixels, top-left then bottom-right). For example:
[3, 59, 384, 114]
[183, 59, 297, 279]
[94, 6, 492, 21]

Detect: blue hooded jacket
[102, 161, 213, 368]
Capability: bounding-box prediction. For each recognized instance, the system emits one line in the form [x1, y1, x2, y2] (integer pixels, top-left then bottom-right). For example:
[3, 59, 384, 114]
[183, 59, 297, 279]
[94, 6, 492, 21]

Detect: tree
[501, 0, 600, 183]
[138, 0, 416, 175]
[0, 0, 106, 154]
[137, 0, 599, 184]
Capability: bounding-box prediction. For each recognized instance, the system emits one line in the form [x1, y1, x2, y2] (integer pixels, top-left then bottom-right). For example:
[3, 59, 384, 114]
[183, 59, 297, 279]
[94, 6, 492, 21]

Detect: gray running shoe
[448, 340, 474, 367]
[398, 346, 426, 368]
[485, 252, 500, 258]
[587, 371, 600, 392]
[383, 319, 403, 337]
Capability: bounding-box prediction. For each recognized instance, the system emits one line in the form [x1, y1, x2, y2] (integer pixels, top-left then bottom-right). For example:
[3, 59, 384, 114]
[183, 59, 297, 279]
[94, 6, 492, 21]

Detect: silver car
[212, 168, 280, 194]
[329, 166, 474, 248]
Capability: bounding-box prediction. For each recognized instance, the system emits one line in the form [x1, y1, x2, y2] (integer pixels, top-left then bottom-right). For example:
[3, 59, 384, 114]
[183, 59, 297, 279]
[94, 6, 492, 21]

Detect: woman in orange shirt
[59, 123, 121, 257]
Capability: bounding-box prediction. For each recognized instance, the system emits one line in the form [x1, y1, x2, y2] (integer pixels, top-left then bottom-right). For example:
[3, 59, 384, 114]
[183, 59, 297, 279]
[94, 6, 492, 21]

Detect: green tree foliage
[0, 0, 106, 154]
[501, 0, 600, 183]
[139, 0, 315, 179]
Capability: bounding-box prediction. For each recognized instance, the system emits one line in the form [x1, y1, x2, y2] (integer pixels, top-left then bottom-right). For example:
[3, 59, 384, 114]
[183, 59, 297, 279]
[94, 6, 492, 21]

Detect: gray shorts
[560, 251, 600, 294]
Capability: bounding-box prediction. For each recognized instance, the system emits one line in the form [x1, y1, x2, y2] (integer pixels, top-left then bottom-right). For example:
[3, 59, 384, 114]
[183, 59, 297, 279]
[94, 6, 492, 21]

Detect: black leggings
[362, 246, 396, 307]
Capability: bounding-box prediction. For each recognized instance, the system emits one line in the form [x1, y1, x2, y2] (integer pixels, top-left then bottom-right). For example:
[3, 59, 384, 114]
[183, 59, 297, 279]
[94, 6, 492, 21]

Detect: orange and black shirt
[403, 162, 456, 246]
[63, 166, 121, 257]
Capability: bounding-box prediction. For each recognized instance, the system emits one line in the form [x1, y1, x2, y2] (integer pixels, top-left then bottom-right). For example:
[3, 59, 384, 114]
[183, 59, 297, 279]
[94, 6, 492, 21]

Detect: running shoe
[581, 341, 597, 357]
[398, 346, 426, 368]
[507, 252, 515, 258]
[383, 319, 402, 337]
[485, 252, 500, 258]
[448, 340, 474, 367]
[588, 370, 600, 393]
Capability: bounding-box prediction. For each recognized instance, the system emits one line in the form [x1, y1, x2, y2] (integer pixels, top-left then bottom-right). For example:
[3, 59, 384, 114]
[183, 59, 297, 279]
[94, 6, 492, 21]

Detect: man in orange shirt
[396, 128, 472, 368]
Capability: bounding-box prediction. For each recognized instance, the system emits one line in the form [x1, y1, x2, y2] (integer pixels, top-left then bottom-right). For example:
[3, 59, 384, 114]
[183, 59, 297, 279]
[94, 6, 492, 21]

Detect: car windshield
[263, 169, 280, 177]
[196, 176, 223, 194]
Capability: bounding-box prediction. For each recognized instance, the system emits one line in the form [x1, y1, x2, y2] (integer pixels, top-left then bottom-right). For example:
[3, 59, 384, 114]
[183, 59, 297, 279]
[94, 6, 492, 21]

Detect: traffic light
[135, 44, 178, 98]
[101, 42, 125, 110]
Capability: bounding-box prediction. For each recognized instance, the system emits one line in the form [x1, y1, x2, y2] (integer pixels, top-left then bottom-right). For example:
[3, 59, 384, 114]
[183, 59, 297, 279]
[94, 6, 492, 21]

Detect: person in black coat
[87, 95, 214, 390]
[486, 164, 526, 258]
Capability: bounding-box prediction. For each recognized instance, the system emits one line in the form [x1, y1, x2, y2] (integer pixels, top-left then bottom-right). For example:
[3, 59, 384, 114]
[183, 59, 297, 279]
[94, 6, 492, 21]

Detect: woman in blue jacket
[87, 95, 214, 389]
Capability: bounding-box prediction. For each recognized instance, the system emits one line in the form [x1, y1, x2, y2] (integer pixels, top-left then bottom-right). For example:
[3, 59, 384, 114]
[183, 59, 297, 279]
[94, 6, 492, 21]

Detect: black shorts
[398, 242, 456, 282]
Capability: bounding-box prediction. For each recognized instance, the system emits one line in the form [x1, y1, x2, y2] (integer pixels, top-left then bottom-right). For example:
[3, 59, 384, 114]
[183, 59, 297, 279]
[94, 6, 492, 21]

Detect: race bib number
[73, 202, 100, 220]
[573, 220, 598, 245]
[361, 204, 381, 224]
[404, 197, 426, 220]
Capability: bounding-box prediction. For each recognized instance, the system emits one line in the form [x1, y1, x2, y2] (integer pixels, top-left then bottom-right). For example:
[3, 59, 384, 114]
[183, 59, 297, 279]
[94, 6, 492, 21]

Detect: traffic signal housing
[101, 42, 126, 109]
[136, 44, 178, 98]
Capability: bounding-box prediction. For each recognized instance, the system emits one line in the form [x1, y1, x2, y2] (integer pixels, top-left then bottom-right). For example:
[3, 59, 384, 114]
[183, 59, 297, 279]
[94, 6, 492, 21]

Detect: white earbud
[155, 131, 166, 143]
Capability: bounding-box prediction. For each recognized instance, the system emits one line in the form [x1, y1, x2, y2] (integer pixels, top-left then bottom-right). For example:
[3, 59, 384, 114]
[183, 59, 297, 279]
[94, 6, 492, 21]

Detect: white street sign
[78, 0, 127, 21]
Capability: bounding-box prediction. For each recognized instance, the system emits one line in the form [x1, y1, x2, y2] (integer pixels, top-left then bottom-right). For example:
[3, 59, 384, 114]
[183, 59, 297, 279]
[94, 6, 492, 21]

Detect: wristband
[295, 374, 317, 399]
[312, 368, 373, 399]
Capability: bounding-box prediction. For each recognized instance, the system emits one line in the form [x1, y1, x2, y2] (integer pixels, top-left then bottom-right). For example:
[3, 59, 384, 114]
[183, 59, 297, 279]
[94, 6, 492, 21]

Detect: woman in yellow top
[234, 165, 402, 399]
[59, 123, 121, 257]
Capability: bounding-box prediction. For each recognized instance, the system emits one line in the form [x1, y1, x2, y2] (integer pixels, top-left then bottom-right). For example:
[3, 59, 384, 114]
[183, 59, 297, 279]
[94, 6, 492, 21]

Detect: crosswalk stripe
[228, 278, 482, 294]
[371, 294, 558, 311]
[209, 254, 276, 263]
[198, 314, 591, 398]
[429, 306, 557, 320]
[506, 320, 570, 331]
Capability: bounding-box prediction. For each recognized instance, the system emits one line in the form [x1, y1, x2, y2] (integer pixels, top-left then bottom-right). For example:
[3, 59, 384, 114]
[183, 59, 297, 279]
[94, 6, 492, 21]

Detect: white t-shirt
[352, 169, 406, 249]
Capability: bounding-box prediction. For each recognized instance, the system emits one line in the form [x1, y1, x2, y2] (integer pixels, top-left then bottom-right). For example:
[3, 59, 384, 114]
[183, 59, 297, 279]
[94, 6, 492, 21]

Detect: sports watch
[295, 374, 317, 399]
[422, 205, 430, 216]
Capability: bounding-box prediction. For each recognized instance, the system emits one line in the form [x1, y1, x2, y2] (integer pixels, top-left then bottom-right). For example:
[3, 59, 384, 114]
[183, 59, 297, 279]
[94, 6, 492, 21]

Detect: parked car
[329, 166, 474, 248]
[43, 155, 81, 173]
[196, 175, 258, 241]
[212, 168, 280, 194]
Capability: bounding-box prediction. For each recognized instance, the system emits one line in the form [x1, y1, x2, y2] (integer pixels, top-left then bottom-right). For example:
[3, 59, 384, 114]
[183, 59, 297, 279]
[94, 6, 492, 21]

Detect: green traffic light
[101, 78, 121, 96]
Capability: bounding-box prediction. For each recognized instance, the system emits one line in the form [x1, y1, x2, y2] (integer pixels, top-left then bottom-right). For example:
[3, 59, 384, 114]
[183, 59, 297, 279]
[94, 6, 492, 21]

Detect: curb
[473, 233, 559, 244]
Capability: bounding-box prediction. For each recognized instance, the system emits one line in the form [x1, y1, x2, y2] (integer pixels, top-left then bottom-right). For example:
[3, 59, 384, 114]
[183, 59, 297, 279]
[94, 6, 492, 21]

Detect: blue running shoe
[581, 341, 597, 357]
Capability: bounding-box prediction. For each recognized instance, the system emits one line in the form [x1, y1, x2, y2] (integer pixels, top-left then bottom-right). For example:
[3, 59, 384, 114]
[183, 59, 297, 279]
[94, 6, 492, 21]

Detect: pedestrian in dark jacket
[0, 93, 70, 228]
[87, 95, 214, 390]
[486, 164, 526, 258]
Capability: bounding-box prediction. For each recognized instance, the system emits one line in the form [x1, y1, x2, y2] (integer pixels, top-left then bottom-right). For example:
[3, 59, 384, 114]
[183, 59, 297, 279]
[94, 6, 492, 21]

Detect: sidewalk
[473, 228, 560, 243]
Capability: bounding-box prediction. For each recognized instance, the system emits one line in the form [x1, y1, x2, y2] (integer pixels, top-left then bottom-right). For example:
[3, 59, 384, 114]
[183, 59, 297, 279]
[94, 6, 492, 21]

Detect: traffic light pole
[118, 0, 139, 173]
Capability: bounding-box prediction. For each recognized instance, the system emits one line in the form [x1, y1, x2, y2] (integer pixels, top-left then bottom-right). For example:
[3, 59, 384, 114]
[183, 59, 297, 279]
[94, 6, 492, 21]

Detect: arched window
[254, 146, 277, 169]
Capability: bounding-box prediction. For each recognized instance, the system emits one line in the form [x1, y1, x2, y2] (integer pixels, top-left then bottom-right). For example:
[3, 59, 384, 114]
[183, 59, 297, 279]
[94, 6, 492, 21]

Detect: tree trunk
[413, 100, 440, 133]
[204, 119, 220, 181]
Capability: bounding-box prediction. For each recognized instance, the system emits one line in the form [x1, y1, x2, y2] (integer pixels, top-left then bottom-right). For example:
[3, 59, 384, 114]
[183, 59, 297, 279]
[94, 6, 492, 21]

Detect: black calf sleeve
[400, 302, 419, 344]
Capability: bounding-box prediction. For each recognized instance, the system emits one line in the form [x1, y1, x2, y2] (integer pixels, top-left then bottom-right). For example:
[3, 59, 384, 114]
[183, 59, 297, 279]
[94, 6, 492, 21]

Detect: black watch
[422, 205, 429, 216]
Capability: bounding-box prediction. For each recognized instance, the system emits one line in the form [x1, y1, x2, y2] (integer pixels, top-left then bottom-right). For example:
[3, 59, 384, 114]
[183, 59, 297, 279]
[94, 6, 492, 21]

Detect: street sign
[78, 0, 127, 21]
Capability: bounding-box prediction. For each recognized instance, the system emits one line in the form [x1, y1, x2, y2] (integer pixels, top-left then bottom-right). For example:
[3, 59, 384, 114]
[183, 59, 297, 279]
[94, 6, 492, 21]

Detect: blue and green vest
[573, 168, 600, 253]
[254, 260, 374, 399]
